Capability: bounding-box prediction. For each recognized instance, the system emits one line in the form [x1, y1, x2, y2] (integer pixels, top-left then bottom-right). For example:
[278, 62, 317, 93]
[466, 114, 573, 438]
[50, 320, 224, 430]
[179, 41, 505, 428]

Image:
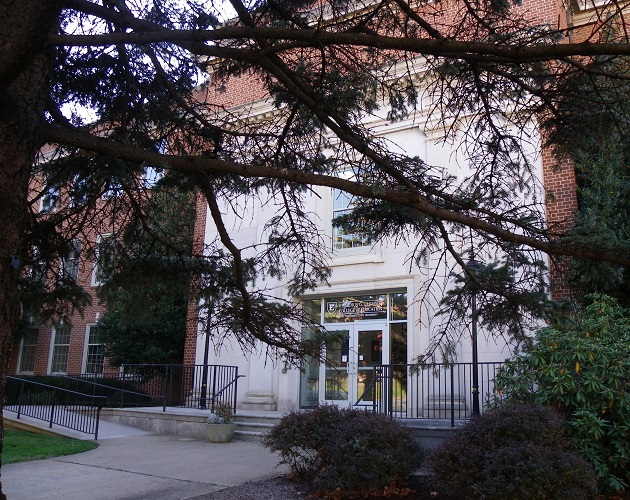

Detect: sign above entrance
[324, 295, 387, 322]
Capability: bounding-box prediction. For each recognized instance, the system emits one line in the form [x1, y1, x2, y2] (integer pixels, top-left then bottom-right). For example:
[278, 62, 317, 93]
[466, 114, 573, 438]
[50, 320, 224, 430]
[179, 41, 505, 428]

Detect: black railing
[67, 375, 163, 408]
[354, 375, 379, 413]
[71, 364, 241, 413]
[354, 362, 504, 425]
[7, 364, 241, 425]
[10, 373, 159, 410]
[5, 376, 107, 439]
[196, 365, 245, 412]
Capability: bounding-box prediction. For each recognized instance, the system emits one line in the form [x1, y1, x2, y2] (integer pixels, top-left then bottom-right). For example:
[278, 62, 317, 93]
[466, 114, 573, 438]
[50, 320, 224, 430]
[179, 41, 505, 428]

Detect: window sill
[574, 0, 608, 10]
[329, 251, 384, 267]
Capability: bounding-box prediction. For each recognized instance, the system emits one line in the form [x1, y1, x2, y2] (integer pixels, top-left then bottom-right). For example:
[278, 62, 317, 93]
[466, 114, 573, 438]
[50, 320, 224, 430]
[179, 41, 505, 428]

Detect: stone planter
[206, 423, 237, 443]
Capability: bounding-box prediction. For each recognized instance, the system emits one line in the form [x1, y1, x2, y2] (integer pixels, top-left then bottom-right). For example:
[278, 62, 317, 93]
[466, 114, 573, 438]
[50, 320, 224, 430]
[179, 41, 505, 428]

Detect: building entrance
[299, 292, 407, 409]
[321, 323, 388, 407]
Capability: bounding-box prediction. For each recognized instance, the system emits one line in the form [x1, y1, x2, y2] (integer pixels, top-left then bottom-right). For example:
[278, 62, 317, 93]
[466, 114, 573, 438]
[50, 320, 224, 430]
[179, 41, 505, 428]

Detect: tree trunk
[0, 2, 61, 497]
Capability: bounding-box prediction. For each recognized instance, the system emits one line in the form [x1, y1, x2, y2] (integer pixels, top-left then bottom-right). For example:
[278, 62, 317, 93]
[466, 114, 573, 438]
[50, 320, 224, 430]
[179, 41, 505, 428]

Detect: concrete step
[234, 421, 276, 433]
[232, 413, 281, 442]
[232, 413, 282, 425]
[233, 429, 267, 442]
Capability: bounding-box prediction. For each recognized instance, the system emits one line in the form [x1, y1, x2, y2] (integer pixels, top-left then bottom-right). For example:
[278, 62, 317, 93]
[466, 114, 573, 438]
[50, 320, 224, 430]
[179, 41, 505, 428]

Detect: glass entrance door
[321, 323, 387, 407]
[355, 327, 384, 406]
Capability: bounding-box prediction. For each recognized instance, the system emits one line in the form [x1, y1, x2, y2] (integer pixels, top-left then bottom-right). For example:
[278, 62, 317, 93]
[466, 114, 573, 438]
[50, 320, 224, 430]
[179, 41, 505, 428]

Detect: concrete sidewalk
[2, 416, 288, 500]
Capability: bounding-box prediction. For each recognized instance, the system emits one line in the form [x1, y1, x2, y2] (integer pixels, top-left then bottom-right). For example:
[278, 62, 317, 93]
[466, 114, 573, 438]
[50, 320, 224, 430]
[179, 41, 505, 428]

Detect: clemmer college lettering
[325, 296, 387, 321]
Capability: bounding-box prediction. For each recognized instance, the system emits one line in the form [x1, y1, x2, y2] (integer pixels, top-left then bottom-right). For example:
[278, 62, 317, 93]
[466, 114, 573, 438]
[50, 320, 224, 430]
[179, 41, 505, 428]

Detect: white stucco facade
[194, 94, 544, 414]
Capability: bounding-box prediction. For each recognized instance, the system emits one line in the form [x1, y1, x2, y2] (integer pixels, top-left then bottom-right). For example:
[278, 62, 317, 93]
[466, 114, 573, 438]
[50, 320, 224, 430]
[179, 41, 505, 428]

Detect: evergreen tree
[2, 2, 630, 494]
[96, 187, 195, 366]
[97, 285, 188, 366]
[544, 53, 630, 306]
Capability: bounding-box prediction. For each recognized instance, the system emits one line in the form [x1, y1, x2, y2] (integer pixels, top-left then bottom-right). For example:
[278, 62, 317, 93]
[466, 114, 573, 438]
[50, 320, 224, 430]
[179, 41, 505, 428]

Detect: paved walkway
[2, 413, 288, 500]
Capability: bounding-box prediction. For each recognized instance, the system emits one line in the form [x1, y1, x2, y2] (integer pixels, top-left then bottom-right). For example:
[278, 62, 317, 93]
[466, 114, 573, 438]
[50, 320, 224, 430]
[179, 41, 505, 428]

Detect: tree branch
[42, 122, 630, 265]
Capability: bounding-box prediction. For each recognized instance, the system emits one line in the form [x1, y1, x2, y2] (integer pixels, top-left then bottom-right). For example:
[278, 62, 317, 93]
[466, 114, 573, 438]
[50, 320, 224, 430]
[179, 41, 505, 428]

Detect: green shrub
[263, 405, 425, 496]
[426, 403, 598, 499]
[495, 294, 630, 491]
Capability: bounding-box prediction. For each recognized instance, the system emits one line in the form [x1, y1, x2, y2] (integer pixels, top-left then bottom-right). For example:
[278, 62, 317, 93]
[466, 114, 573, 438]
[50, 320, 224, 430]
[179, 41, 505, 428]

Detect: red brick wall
[10, 177, 128, 375]
[9, 241, 110, 375]
[196, 70, 268, 109]
[541, 149, 578, 300]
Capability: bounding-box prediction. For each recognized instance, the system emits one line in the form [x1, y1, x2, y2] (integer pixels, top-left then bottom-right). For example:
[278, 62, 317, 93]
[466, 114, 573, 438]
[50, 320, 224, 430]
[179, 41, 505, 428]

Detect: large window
[50, 324, 71, 374]
[18, 324, 39, 373]
[62, 240, 81, 281]
[30, 247, 47, 288]
[84, 324, 105, 374]
[92, 234, 115, 286]
[332, 169, 371, 251]
[298, 327, 321, 409]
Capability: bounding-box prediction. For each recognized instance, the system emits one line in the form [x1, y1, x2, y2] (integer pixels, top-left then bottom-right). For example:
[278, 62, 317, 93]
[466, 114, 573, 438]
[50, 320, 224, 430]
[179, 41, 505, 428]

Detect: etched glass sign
[324, 294, 387, 322]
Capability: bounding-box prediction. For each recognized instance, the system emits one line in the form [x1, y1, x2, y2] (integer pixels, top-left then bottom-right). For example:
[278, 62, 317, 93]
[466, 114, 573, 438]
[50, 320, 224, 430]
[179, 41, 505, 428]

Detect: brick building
[8, 182, 114, 376]
[183, 0, 607, 414]
[8, 173, 197, 377]
[8, 0, 611, 409]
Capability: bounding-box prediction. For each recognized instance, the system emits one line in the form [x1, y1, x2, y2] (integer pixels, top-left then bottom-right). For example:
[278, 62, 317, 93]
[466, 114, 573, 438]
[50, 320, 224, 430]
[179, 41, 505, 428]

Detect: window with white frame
[50, 324, 71, 374]
[18, 323, 39, 373]
[62, 240, 81, 281]
[143, 165, 164, 186]
[92, 234, 115, 286]
[332, 169, 371, 251]
[69, 174, 92, 208]
[84, 324, 105, 375]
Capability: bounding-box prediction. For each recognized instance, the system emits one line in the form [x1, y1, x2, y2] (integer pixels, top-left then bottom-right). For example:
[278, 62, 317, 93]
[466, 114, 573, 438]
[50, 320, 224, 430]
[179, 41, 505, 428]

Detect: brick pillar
[541, 148, 578, 300]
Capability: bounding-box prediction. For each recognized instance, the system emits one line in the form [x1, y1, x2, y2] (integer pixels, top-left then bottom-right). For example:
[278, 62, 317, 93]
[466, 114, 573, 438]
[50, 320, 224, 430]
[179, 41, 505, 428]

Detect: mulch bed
[196, 474, 628, 500]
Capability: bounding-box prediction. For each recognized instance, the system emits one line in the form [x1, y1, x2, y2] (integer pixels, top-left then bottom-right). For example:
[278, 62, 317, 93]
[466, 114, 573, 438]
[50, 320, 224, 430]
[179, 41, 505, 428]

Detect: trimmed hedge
[426, 403, 598, 499]
[263, 405, 425, 497]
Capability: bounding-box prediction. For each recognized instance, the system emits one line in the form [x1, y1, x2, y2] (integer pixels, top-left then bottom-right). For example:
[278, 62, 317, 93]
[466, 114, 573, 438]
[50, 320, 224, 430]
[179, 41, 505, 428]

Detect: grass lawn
[2, 429, 98, 464]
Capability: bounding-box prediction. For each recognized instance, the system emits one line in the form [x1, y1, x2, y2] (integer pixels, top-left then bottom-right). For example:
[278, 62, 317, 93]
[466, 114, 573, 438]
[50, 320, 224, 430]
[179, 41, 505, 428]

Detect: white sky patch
[215, 1, 237, 21]
[61, 101, 100, 125]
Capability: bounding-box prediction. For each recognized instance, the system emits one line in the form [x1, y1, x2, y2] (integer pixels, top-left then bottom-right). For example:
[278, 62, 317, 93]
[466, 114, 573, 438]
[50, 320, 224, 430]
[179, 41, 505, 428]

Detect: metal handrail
[6, 376, 107, 439]
[119, 363, 242, 412]
[353, 369, 380, 413]
[12, 364, 243, 415]
[66, 376, 167, 400]
[202, 374, 245, 412]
